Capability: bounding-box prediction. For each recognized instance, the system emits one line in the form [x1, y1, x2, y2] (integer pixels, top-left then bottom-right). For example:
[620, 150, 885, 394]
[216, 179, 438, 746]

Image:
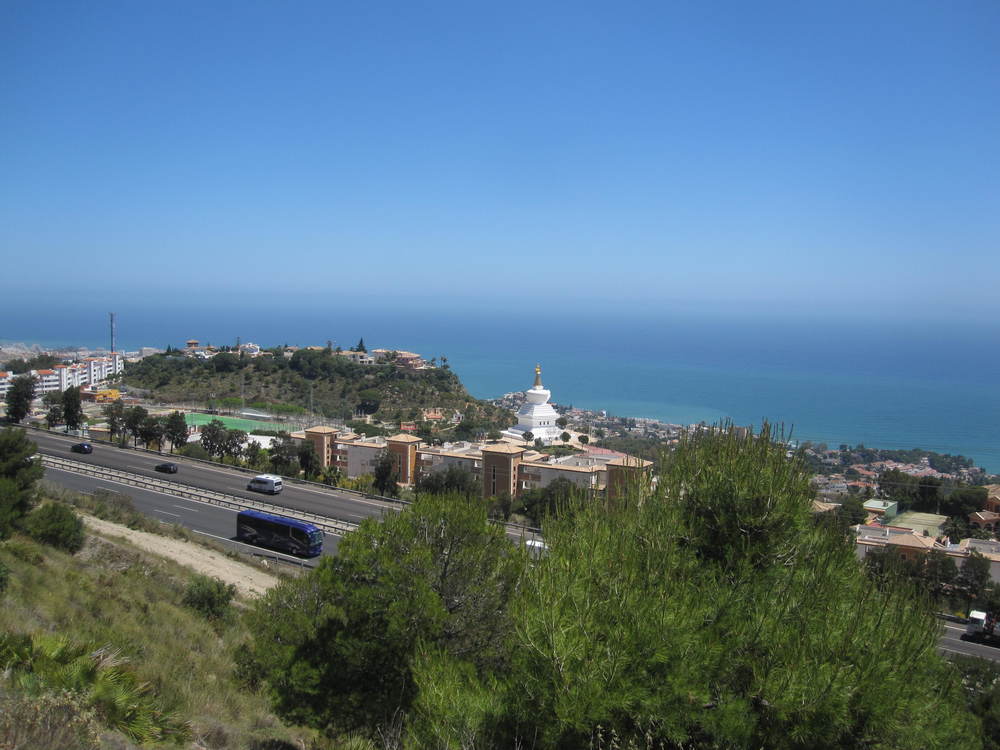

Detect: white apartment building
[0, 353, 124, 398]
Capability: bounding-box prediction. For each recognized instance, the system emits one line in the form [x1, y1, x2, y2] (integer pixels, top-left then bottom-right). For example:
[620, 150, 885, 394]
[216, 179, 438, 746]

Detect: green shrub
[1, 538, 44, 565]
[60, 488, 160, 534]
[180, 443, 211, 461]
[0, 633, 189, 743]
[0, 561, 8, 595]
[182, 575, 235, 620]
[248, 739, 304, 750]
[0, 688, 100, 750]
[249, 739, 298, 750]
[24, 504, 85, 553]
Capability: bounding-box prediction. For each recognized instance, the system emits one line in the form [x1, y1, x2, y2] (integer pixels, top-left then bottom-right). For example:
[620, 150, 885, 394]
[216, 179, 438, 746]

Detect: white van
[247, 474, 283, 495]
[524, 538, 549, 558]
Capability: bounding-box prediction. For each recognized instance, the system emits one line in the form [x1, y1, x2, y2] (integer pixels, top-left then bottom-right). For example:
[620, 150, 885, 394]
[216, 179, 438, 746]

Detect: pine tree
[0, 428, 44, 537]
[61, 386, 84, 431]
[4, 375, 36, 423]
[163, 411, 188, 453]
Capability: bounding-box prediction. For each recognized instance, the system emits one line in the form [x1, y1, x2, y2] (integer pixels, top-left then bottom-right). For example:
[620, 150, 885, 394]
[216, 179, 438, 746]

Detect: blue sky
[2, 1, 998, 319]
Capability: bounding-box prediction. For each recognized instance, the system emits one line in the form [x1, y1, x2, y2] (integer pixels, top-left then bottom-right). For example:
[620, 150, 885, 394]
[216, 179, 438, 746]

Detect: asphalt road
[28, 428, 398, 526]
[43, 466, 339, 564]
[938, 619, 1000, 662]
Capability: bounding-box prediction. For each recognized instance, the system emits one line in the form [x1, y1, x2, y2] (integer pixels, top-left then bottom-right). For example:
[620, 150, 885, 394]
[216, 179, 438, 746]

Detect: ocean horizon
[4, 304, 999, 473]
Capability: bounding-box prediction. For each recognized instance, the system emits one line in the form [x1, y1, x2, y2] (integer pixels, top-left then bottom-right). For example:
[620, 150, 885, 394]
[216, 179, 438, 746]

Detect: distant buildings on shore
[299, 425, 652, 501]
[179, 339, 432, 370]
[0, 353, 124, 398]
[851, 487, 1000, 582]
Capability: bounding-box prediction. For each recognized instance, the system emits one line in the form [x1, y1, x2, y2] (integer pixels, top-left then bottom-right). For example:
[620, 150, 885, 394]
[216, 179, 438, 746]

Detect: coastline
[4, 332, 999, 474]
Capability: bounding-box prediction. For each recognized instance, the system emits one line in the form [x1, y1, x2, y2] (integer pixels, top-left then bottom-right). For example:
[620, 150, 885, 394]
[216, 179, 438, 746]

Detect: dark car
[154, 462, 178, 474]
[70, 442, 93, 454]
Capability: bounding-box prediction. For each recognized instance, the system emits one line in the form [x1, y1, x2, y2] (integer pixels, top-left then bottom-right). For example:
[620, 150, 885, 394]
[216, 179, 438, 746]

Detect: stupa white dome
[502, 365, 562, 445]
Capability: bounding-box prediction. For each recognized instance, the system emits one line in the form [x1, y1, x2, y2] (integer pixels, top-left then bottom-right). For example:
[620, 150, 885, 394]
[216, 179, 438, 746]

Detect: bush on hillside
[182, 575, 236, 620]
[24, 504, 85, 553]
[0, 632, 189, 744]
[0, 560, 8, 595]
[1, 538, 44, 565]
[0, 688, 101, 750]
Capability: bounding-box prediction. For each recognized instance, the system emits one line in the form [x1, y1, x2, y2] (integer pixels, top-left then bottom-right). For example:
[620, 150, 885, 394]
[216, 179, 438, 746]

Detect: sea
[4, 305, 999, 473]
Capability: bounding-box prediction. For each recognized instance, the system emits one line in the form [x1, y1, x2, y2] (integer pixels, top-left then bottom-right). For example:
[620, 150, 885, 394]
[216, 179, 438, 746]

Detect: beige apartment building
[301, 425, 652, 500]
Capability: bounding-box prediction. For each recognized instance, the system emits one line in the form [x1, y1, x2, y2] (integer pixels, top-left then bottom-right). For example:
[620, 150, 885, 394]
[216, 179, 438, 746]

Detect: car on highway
[70, 443, 93, 454]
[247, 474, 283, 494]
[154, 462, 178, 474]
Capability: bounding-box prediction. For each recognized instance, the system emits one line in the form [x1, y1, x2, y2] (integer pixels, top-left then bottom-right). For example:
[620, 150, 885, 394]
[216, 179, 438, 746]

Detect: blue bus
[236, 510, 323, 557]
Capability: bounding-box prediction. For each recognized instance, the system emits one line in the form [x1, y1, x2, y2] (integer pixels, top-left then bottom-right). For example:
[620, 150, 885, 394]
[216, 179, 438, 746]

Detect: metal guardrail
[40, 454, 358, 536]
[190, 531, 315, 570]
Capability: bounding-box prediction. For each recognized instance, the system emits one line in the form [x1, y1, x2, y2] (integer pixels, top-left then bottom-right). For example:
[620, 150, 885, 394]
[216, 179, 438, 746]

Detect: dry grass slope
[0, 531, 327, 749]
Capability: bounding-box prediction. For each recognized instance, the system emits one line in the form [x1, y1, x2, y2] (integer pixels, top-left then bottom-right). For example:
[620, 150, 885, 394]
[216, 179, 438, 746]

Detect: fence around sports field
[184, 412, 294, 433]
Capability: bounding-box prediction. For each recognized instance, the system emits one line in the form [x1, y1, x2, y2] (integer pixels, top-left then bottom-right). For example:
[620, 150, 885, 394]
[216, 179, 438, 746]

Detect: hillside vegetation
[0, 523, 328, 749]
[123, 350, 511, 433]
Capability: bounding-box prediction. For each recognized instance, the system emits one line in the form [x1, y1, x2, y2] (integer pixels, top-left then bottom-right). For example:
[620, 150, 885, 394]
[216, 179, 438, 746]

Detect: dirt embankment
[81, 516, 281, 597]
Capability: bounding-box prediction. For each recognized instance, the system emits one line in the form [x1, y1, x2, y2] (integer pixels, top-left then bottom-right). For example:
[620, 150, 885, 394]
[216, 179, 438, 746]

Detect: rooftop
[388, 434, 423, 444]
[481, 443, 527, 456]
[606, 456, 655, 469]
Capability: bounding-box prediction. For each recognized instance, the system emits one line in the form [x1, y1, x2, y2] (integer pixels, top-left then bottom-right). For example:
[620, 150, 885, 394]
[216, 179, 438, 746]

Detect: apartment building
[300, 425, 652, 500]
[0, 353, 124, 398]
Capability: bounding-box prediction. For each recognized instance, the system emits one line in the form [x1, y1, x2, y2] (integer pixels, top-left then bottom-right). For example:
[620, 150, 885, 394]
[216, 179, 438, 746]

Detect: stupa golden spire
[534, 363, 543, 388]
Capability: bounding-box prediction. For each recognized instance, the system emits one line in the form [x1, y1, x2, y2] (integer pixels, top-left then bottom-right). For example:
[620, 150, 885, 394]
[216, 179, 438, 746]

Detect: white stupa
[503, 364, 562, 445]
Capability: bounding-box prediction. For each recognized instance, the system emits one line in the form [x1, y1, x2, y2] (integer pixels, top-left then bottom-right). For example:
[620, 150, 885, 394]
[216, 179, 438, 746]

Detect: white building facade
[0, 353, 124, 397]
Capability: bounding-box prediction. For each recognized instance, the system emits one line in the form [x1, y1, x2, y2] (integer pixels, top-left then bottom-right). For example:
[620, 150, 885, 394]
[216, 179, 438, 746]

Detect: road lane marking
[940, 645, 1000, 659]
[152, 509, 180, 518]
[45, 468, 178, 498]
[173, 504, 197, 512]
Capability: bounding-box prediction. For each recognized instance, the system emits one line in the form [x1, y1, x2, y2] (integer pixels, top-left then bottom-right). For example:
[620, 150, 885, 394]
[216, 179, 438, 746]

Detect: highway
[43, 466, 339, 565]
[29, 429, 398, 527]
[938, 618, 1000, 663]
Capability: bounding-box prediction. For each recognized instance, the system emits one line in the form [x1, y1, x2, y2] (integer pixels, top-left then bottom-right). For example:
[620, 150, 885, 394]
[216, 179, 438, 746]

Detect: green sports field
[184, 412, 289, 433]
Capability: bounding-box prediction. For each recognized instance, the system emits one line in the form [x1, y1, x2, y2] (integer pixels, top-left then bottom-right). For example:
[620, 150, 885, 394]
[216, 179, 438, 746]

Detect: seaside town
[7, 5, 1000, 746]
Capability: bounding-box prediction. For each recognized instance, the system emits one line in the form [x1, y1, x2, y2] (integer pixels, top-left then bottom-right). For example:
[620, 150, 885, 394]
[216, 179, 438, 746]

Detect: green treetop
[4, 375, 36, 424]
[243, 492, 523, 737]
[0, 428, 44, 537]
[410, 423, 980, 749]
